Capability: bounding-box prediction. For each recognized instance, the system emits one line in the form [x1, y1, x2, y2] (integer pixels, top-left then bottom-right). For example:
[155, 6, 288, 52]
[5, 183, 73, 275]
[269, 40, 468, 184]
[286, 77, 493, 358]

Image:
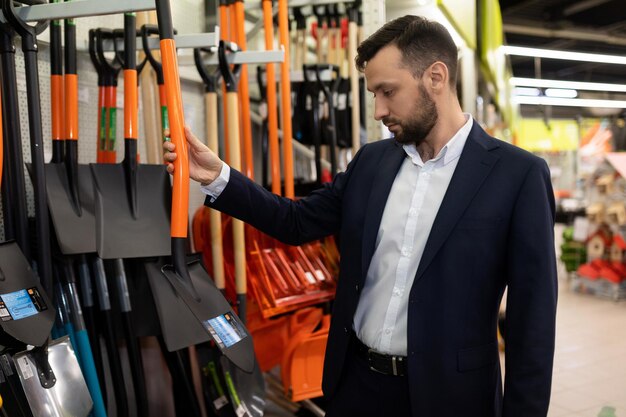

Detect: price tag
[573, 217, 590, 242]
[235, 405, 246, 417]
[304, 272, 317, 284]
[17, 356, 34, 380]
[213, 396, 228, 410]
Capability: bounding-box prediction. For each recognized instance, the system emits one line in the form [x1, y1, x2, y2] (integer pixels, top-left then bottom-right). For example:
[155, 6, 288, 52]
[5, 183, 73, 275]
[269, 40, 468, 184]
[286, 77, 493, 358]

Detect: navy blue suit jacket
[208, 122, 558, 417]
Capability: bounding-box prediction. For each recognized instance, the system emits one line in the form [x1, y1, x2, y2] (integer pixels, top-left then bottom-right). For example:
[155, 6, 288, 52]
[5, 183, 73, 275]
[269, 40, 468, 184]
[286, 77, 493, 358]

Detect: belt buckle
[367, 348, 386, 375]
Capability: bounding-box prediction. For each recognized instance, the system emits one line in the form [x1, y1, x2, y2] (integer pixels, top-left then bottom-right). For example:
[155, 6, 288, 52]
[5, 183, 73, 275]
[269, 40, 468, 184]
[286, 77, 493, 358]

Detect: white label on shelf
[573, 216, 590, 242]
[79, 86, 90, 103]
[235, 405, 246, 417]
[304, 272, 317, 284]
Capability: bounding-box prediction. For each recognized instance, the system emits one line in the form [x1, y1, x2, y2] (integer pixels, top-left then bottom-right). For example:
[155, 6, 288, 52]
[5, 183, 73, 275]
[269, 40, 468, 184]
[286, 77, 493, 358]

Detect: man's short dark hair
[355, 15, 458, 88]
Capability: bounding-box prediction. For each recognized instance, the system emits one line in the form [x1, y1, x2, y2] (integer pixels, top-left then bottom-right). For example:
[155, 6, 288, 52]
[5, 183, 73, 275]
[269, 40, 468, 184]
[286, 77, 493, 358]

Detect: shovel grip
[64, 74, 78, 140]
[51, 74, 64, 141]
[161, 38, 189, 238]
[124, 69, 138, 140]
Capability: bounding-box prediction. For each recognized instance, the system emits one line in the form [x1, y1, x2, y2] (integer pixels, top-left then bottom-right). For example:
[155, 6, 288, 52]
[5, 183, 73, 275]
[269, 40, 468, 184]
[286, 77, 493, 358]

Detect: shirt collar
[402, 113, 473, 167]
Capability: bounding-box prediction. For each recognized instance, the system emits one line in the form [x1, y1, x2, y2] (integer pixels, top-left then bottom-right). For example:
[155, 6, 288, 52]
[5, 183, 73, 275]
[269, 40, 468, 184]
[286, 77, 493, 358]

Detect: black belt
[351, 332, 407, 376]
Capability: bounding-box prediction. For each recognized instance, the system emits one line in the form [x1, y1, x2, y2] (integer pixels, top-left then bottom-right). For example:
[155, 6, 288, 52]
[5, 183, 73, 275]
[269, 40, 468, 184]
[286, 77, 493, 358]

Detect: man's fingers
[163, 140, 175, 152]
[163, 151, 177, 162]
[166, 162, 174, 174]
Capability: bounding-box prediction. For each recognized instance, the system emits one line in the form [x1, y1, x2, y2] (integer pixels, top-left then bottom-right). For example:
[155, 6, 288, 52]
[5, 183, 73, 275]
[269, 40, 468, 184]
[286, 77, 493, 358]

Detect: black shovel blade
[0, 242, 55, 347]
[219, 355, 266, 417]
[144, 258, 210, 351]
[45, 163, 96, 254]
[91, 163, 171, 259]
[161, 260, 255, 373]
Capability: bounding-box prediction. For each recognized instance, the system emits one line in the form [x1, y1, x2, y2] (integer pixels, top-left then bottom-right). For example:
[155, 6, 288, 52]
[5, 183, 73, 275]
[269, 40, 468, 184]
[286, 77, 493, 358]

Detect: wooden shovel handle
[206, 91, 226, 290]
[226, 91, 246, 295]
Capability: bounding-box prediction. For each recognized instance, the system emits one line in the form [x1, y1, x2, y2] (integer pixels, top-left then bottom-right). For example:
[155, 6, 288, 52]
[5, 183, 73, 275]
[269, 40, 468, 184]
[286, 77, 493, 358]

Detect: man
[164, 15, 557, 417]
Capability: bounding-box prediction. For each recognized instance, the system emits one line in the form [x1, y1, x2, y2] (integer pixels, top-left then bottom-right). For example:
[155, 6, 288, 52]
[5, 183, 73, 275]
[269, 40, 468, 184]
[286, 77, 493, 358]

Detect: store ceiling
[499, 0, 626, 118]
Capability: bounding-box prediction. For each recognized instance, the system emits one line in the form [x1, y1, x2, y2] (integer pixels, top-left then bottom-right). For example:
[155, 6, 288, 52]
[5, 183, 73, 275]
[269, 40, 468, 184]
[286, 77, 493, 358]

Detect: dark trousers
[325, 336, 412, 417]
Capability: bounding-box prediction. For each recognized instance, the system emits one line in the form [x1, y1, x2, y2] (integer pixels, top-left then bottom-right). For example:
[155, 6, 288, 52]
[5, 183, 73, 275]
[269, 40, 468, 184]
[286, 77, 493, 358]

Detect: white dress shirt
[202, 115, 474, 356]
[353, 115, 473, 355]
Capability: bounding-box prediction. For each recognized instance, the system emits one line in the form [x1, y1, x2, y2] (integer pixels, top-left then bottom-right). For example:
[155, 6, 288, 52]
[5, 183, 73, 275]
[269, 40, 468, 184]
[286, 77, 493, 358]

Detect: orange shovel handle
[161, 39, 189, 238]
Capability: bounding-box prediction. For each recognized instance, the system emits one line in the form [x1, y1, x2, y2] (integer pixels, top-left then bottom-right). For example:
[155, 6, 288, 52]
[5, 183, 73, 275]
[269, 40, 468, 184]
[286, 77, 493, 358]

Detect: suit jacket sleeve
[503, 158, 558, 416]
[206, 145, 366, 246]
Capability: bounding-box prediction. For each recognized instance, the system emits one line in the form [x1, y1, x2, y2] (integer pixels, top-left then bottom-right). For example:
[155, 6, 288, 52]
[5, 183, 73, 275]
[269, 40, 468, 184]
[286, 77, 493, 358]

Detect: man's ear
[426, 61, 448, 93]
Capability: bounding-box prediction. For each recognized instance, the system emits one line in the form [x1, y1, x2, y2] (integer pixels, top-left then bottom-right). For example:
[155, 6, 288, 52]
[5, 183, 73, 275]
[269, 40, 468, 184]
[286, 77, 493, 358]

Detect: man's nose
[373, 98, 388, 121]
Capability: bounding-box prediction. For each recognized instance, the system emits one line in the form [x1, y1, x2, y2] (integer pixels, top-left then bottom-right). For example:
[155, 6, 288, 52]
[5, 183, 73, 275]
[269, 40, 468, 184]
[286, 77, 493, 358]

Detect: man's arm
[503, 159, 558, 417]
[164, 126, 366, 246]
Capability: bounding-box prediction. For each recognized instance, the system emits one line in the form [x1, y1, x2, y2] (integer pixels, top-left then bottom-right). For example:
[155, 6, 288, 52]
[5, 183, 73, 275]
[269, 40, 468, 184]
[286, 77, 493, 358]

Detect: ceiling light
[502, 45, 626, 65]
[544, 88, 578, 98]
[513, 87, 541, 96]
[510, 77, 626, 93]
[513, 96, 626, 108]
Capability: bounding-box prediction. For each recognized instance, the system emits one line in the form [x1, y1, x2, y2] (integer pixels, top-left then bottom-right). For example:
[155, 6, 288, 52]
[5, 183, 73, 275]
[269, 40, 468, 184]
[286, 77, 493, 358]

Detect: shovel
[0, 351, 34, 417]
[95, 28, 123, 164]
[155, 0, 254, 373]
[91, 16, 171, 260]
[13, 336, 93, 417]
[0, 20, 30, 261]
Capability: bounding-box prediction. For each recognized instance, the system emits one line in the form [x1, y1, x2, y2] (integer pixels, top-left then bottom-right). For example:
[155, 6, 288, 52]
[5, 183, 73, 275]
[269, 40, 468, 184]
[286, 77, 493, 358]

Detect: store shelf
[7, 0, 155, 22]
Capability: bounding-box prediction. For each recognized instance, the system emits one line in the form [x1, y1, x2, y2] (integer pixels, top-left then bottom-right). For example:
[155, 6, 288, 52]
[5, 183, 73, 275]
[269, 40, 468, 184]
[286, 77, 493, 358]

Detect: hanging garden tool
[217, 41, 248, 327]
[0, 2, 31, 266]
[95, 28, 123, 164]
[262, 0, 281, 195]
[348, 2, 361, 155]
[315, 64, 340, 178]
[41, 4, 97, 258]
[233, 0, 254, 179]
[156, 0, 255, 373]
[141, 24, 170, 153]
[0, 0, 56, 346]
[196, 44, 266, 417]
[278, 0, 294, 198]
[194, 46, 225, 296]
[91, 17, 171, 260]
[88, 28, 112, 164]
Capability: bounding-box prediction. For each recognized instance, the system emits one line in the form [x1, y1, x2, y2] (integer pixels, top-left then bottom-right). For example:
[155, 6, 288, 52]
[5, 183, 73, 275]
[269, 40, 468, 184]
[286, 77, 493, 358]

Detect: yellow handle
[206, 92, 226, 290]
[226, 91, 246, 295]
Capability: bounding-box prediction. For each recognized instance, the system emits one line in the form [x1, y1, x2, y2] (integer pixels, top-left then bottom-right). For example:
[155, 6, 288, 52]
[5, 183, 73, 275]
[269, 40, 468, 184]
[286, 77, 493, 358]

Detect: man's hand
[163, 126, 224, 185]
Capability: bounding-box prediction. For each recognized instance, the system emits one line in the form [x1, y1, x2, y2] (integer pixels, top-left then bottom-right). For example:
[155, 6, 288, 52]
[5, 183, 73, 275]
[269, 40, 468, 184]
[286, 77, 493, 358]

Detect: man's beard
[385, 84, 438, 145]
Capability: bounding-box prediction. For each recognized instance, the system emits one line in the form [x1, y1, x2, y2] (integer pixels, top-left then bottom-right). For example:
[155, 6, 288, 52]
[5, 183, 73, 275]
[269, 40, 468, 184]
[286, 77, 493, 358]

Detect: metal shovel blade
[160, 260, 255, 373]
[0, 242, 54, 347]
[90, 163, 171, 259]
[144, 258, 210, 351]
[45, 163, 96, 255]
[14, 336, 93, 417]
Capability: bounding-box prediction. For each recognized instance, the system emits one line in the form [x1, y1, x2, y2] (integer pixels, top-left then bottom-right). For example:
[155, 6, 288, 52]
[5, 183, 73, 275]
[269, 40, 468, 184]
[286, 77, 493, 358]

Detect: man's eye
[383, 90, 393, 97]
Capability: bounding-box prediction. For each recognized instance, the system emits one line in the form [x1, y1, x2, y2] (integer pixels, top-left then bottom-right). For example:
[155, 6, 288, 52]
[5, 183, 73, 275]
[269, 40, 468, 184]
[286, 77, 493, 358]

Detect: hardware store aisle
[547, 274, 626, 417]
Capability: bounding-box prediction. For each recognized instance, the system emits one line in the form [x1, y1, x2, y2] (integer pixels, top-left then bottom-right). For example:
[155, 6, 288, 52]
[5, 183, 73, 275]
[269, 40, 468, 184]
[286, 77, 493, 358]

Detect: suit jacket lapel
[360, 142, 405, 285]
[413, 124, 500, 283]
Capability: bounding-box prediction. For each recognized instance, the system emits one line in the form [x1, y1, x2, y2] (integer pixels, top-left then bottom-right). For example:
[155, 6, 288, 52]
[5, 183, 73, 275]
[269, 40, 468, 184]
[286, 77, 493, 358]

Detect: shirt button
[344, 327, 348, 333]
[393, 289, 401, 297]
[355, 284, 359, 292]
[385, 329, 391, 335]
[409, 208, 417, 217]
[401, 247, 411, 257]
